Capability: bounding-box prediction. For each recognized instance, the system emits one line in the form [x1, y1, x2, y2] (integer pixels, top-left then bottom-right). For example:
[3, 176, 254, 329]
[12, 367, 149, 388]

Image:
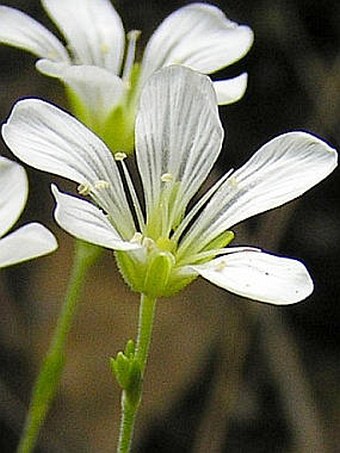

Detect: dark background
[0, 1, 339, 451]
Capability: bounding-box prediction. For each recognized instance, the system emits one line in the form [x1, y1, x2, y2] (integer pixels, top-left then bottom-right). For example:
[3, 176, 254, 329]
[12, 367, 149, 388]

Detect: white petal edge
[2, 98, 136, 239]
[42, 0, 125, 73]
[141, 3, 253, 83]
[136, 65, 223, 226]
[214, 73, 248, 105]
[181, 132, 338, 254]
[0, 5, 69, 61]
[0, 223, 57, 268]
[192, 251, 314, 305]
[36, 60, 125, 120]
[0, 157, 28, 238]
[52, 185, 139, 252]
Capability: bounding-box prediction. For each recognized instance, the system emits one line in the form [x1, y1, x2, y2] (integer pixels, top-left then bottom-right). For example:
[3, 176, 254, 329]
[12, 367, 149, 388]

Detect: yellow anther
[94, 180, 110, 190]
[115, 152, 128, 161]
[77, 183, 91, 196]
[127, 30, 142, 41]
[161, 172, 174, 183]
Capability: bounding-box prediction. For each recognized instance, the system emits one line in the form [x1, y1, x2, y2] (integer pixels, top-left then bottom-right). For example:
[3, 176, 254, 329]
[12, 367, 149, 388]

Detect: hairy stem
[17, 240, 101, 453]
[117, 293, 157, 453]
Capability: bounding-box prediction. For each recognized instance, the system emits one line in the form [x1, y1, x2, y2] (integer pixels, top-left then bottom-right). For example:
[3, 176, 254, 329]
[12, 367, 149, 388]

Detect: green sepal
[66, 86, 135, 154]
[124, 360, 142, 408]
[65, 85, 93, 129]
[115, 250, 145, 294]
[204, 230, 235, 251]
[192, 230, 235, 264]
[110, 352, 131, 390]
[162, 268, 197, 297]
[101, 105, 135, 154]
[64, 63, 142, 155]
[124, 339, 136, 357]
[100, 63, 141, 154]
[143, 251, 175, 297]
[115, 249, 198, 298]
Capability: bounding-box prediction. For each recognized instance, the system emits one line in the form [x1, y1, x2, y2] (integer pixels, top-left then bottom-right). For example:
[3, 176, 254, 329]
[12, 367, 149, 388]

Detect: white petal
[52, 186, 138, 251]
[0, 6, 69, 61]
[0, 223, 57, 268]
[42, 0, 125, 73]
[192, 251, 314, 305]
[182, 132, 338, 253]
[213, 73, 248, 105]
[136, 65, 223, 228]
[0, 157, 28, 238]
[2, 98, 135, 238]
[36, 60, 125, 121]
[141, 3, 253, 83]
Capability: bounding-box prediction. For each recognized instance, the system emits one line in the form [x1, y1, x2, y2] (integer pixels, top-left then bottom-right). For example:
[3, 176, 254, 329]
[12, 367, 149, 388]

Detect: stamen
[116, 157, 145, 232]
[122, 30, 141, 83]
[114, 152, 127, 161]
[77, 183, 91, 196]
[172, 168, 234, 244]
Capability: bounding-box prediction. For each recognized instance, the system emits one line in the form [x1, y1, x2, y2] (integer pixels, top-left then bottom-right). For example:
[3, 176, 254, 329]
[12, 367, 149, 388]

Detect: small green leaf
[124, 339, 135, 357]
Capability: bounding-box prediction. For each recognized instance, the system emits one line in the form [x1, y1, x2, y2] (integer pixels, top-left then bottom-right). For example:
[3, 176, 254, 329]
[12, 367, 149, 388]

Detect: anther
[115, 152, 127, 161]
[77, 183, 91, 196]
[127, 30, 142, 41]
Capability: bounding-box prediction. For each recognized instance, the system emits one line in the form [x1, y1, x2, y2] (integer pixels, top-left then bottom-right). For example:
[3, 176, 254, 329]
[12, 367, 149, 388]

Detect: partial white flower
[0, 156, 57, 268]
[0, 2, 253, 146]
[2, 66, 337, 304]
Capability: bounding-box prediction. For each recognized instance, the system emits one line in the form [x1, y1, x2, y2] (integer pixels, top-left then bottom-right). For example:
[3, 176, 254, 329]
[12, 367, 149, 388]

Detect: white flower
[2, 66, 337, 304]
[0, 156, 57, 268]
[0, 1, 253, 148]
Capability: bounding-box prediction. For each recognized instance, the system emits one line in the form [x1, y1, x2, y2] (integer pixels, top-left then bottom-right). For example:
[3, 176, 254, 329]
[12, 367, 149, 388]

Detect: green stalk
[17, 240, 101, 453]
[117, 294, 157, 453]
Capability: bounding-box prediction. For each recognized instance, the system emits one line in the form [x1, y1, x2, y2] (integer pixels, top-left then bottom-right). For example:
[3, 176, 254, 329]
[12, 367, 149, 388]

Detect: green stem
[17, 240, 101, 453]
[117, 293, 157, 453]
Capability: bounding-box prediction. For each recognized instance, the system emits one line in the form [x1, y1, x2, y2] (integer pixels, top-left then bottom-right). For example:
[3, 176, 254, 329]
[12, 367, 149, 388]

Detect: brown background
[0, 1, 339, 451]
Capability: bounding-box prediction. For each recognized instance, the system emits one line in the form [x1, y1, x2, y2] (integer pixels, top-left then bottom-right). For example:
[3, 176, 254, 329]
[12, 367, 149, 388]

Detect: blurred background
[0, 0, 339, 451]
